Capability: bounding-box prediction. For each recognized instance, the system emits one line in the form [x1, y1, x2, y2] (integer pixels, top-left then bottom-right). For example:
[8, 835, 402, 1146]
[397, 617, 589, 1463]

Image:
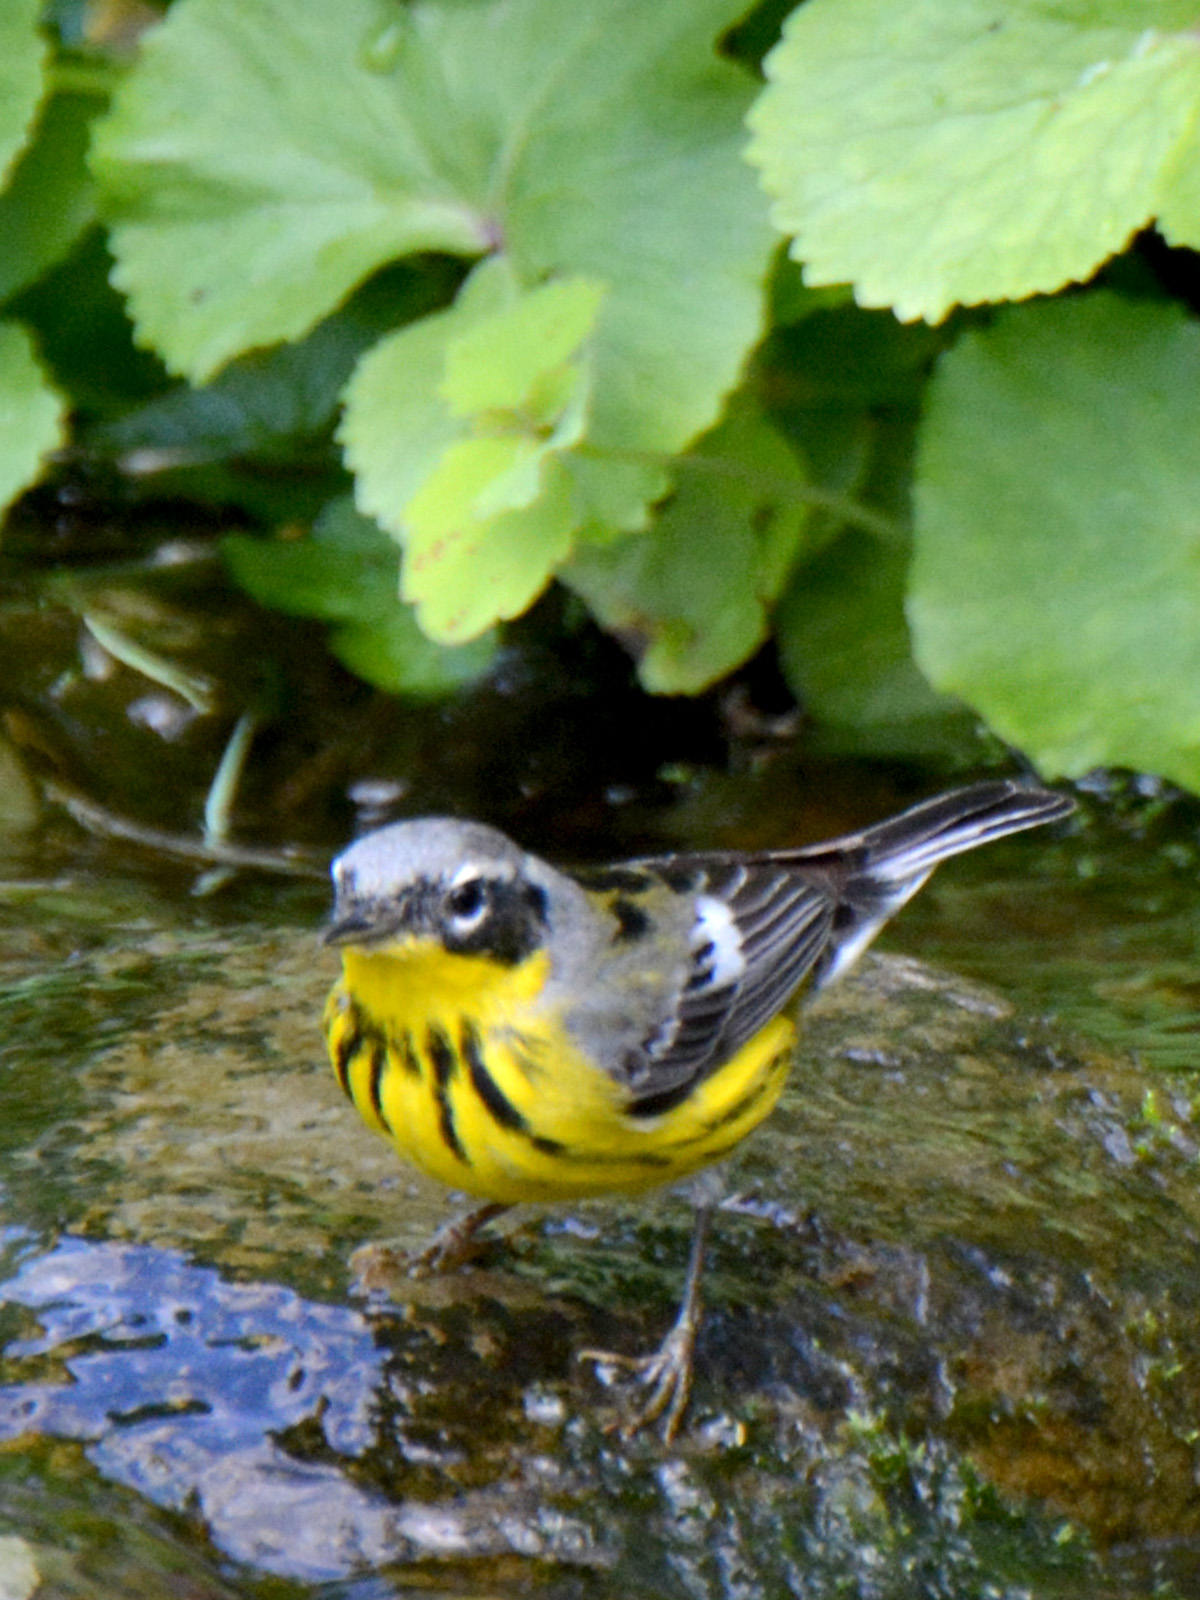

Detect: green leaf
[0, 91, 98, 307]
[563, 397, 810, 694]
[94, 0, 775, 649]
[99, 273, 441, 465]
[93, 0, 770, 396]
[441, 276, 606, 419]
[222, 502, 394, 623]
[222, 496, 496, 695]
[90, 0, 492, 380]
[761, 305, 945, 524]
[330, 602, 497, 697]
[342, 259, 591, 639]
[746, 0, 1200, 323]
[87, 262, 450, 523]
[777, 529, 971, 756]
[909, 291, 1200, 790]
[758, 303, 972, 755]
[0, 320, 67, 511]
[7, 227, 168, 417]
[0, 0, 46, 191]
[406, 451, 578, 640]
[770, 257, 852, 327]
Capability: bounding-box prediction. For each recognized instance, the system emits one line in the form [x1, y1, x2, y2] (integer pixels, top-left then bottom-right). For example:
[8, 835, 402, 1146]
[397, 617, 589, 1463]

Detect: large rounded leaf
[746, 0, 1200, 323]
[910, 292, 1200, 790]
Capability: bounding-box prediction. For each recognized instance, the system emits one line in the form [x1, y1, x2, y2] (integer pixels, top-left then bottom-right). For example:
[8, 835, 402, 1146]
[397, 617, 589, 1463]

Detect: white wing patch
[691, 893, 747, 989]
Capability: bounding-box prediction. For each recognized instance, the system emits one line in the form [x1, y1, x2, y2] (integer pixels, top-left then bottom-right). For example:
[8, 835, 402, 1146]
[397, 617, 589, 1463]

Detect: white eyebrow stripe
[693, 894, 746, 988]
[450, 859, 511, 887]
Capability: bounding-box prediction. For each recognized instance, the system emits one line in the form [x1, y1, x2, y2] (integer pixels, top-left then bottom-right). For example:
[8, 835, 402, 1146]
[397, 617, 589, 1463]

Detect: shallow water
[0, 788, 1197, 1598]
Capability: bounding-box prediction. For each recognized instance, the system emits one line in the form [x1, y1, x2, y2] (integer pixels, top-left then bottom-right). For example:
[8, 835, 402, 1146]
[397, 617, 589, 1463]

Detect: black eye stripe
[439, 875, 548, 966]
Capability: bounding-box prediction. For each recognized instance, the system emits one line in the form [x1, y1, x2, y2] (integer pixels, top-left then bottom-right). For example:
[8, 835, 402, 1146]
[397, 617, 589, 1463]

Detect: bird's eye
[446, 878, 488, 930]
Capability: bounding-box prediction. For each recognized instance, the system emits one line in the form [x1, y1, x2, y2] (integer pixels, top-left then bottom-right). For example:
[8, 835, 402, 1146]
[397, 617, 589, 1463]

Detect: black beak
[321, 910, 376, 947]
[321, 899, 414, 947]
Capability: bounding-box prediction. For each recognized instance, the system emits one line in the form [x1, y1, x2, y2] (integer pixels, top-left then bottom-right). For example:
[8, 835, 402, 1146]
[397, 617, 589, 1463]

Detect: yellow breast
[324, 939, 794, 1203]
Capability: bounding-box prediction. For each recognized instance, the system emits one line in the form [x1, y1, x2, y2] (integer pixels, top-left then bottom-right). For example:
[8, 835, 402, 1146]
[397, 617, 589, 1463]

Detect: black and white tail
[623, 779, 1071, 1096]
[806, 780, 1074, 985]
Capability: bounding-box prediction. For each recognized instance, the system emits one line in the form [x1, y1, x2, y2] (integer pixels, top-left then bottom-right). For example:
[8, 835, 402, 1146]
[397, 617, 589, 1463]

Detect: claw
[579, 1197, 712, 1442]
[351, 1200, 510, 1290]
[579, 1311, 697, 1441]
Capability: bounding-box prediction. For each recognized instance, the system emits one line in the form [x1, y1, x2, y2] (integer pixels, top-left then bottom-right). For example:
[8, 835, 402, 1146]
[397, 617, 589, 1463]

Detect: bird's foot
[579, 1313, 697, 1443]
[351, 1200, 511, 1289]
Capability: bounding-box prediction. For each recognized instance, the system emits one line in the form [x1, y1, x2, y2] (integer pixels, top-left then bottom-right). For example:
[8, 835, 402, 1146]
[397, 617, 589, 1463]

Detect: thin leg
[351, 1201, 511, 1290]
[579, 1195, 714, 1443]
[408, 1200, 512, 1275]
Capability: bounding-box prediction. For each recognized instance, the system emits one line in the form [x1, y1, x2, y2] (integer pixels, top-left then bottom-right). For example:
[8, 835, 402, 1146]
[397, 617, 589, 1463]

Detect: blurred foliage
[0, 0, 1199, 794]
[223, 496, 498, 694]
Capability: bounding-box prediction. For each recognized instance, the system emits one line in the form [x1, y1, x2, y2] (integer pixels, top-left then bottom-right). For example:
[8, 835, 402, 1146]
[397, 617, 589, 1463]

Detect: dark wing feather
[624, 857, 837, 1106]
[612, 780, 1072, 1110]
[611, 777, 1068, 1113]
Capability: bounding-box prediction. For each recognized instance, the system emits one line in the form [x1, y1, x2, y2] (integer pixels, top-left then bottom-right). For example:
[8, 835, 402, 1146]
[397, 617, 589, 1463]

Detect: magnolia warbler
[323, 779, 1072, 1437]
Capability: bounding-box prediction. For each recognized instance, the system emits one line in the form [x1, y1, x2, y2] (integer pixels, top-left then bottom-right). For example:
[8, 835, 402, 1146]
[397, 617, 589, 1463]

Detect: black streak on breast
[425, 1025, 468, 1163]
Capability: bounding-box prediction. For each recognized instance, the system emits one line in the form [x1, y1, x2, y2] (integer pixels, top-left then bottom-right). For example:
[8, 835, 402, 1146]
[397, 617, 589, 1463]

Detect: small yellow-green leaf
[404, 456, 576, 641]
[405, 434, 545, 531]
[441, 276, 606, 416]
[342, 262, 595, 639]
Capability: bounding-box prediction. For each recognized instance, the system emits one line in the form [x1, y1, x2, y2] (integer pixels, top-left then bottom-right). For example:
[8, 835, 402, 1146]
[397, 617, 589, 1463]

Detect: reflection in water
[0, 1236, 593, 1582]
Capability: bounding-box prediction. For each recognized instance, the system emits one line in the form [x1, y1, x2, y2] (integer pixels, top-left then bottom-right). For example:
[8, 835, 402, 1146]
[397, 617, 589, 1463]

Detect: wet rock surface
[0, 900, 1197, 1597]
